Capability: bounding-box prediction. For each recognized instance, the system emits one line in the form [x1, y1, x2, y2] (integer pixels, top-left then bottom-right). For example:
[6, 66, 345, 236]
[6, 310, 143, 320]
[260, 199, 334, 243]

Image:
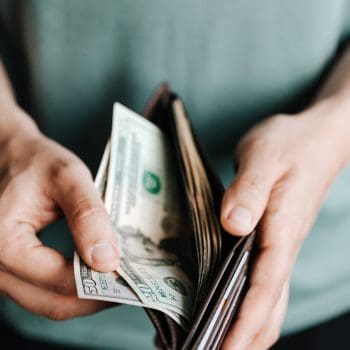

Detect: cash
[74, 141, 144, 308]
[172, 100, 222, 305]
[74, 94, 252, 350]
[74, 103, 195, 327]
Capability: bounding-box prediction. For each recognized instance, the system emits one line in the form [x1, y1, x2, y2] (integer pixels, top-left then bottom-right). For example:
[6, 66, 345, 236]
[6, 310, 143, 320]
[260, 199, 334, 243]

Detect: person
[0, 1, 350, 349]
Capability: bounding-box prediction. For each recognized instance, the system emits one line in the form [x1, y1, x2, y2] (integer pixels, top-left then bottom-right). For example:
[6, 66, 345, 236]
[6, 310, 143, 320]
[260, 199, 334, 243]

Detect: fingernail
[91, 242, 119, 265]
[228, 206, 252, 232]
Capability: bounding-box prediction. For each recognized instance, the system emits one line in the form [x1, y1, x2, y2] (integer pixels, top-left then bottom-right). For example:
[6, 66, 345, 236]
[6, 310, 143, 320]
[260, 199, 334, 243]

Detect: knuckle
[0, 271, 16, 297]
[234, 136, 252, 159]
[0, 222, 41, 272]
[46, 308, 71, 321]
[0, 230, 21, 269]
[52, 277, 75, 295]
[45, 300, 74, 321]
[262, 213, 303, 256]
[71, 197, 105, 224]
[253, 280, 283, 307]
[236, 124, 275, 158]
[270, 113, 293, 126]
[266, 328, 281, 347]
[50, 157, 91, 184]
[271, 329, 281, 345]
[237, 131, 267, 154]
[236, 115, 293, 167]
[238, 175, 267, 203]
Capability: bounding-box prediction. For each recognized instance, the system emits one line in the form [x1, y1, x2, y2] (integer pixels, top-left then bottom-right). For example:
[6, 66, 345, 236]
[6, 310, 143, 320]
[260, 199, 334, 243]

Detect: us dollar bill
[74, 255, 145, 306]
[74, 108, 193, 328]
[104, 103, 195, 321]
[74, 144, 184, 323]
[74, 251, 186, 325]
[74, 142, 144, 307]
[94, 141, 110, 197]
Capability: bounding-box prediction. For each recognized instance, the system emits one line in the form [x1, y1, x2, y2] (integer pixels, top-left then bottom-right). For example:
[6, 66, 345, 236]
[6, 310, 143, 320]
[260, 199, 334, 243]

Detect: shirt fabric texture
[0, 1, 350, 349]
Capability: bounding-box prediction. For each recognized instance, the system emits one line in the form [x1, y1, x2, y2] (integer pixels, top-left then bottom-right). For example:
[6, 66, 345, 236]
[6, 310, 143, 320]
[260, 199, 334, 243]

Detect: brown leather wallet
[140, 83, 255, 350]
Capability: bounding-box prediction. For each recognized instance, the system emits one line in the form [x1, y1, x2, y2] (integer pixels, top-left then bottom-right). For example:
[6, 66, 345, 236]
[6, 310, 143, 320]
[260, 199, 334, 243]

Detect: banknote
[94, 141, 110, 197]
[104, 103, 195, 321]
[75, 251, 187, 325]
[74, 141, 144, 307]
[74, 105, 194, 326]
[74, 141, 186, 326]
[74, 256, 144, 306]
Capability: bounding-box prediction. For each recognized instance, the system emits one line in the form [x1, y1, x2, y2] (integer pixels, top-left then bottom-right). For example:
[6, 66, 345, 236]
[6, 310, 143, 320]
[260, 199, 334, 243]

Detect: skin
[221, 46, 350, 349]
[0, 62, 119, 320]
[0, 45, 350, 347]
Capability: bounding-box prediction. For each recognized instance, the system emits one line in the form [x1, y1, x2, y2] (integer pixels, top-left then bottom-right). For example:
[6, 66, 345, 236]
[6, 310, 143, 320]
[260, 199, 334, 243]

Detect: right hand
[0, 104, 119, 320]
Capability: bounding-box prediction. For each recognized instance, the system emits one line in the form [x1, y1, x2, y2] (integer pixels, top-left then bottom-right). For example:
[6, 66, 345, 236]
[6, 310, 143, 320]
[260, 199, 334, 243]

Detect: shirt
[0, 1, 350, 348]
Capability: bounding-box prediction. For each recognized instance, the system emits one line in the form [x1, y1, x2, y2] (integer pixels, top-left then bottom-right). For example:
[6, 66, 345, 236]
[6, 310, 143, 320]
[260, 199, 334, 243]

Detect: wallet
[139, 83, 255, 350]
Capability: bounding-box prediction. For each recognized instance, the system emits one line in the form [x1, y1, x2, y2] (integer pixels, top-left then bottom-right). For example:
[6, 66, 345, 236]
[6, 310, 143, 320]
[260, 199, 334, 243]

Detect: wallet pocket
[142, 83, 255, 350]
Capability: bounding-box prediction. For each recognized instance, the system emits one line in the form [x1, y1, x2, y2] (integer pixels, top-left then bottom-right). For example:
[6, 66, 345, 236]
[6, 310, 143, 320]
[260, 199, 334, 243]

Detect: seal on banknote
[163, 277, 188, 296]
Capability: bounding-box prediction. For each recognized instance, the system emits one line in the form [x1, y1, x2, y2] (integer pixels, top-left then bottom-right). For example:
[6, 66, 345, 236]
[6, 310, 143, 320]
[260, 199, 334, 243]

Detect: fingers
[0, 227, 75, 294]
[221, 147, 284, 236]
[0, 270, 110, 320]
[223, 243, 292, 349]
[0, 193, 75, 294]
[223, 179, 303, 350]
[248, 282, 289, 350]
[52, 160, 119, 272]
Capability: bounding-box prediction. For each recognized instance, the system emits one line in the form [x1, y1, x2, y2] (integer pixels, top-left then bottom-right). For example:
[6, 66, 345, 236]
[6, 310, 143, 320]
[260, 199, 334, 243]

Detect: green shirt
[1, 0, 350, 348]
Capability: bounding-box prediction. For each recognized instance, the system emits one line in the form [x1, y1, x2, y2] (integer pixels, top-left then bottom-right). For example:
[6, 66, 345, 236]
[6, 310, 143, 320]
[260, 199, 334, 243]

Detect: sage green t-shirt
[1, 1, 350, 349]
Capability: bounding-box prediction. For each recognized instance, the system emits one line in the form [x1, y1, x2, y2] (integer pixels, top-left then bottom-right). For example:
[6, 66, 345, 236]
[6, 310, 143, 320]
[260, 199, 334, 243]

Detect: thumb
[221, 156, 279, 236]
[53, 162, 119, 272]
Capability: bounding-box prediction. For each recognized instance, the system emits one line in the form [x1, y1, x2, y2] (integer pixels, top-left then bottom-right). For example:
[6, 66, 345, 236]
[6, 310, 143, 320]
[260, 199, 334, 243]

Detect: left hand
[220, 101, 350, 349]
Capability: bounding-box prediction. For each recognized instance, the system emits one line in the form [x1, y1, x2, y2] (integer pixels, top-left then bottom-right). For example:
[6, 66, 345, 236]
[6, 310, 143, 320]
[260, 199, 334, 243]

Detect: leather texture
[142, 83, 255, 350]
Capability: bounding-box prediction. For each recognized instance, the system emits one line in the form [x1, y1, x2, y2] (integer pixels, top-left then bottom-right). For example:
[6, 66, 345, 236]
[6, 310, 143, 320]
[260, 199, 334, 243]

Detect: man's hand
[0, 104, 119, 320]
[220, 100, 350, 349]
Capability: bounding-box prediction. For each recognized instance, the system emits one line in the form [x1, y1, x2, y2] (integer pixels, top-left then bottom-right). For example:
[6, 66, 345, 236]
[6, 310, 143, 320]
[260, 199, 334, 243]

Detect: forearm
[316, 45, 350, 107]
[297, 45, 350, 168]
[0, 60, 16, 103]
[0, 60, 39, 145]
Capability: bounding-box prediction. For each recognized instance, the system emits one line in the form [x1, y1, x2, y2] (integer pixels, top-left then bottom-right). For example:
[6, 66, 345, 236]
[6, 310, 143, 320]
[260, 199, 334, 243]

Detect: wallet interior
[142, 83, 254, 350]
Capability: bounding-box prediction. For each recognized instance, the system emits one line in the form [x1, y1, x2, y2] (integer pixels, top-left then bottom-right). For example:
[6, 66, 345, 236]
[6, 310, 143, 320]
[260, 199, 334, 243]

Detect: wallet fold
[141, 83, 255, 350]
